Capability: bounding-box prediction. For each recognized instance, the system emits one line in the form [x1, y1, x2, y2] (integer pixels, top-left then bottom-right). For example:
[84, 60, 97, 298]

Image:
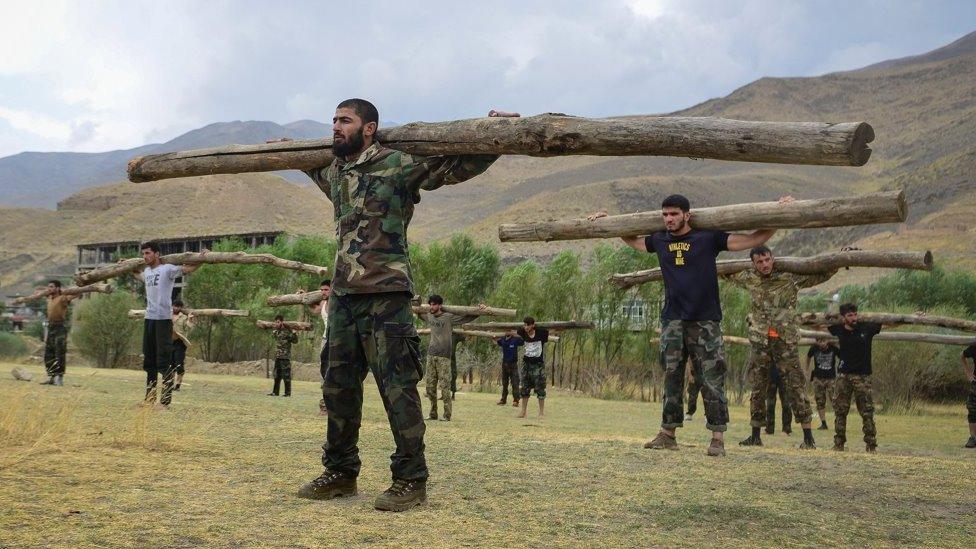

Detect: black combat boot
[373, 478, 427, 512]
[297, 469, 357, 500]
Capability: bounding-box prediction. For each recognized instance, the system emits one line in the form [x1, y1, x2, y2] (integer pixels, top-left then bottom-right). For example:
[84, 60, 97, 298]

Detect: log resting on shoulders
[799, 329, 976, 346]
[418, 327, 559, 342]
[501, 190, 905, 243]
[128, 308, 250, 318]
[126, 114, 874, 182]
[462, 321, 595, 330]
[267, 290, 325, 307]
[75, 252, 328, 286]
[412, 304, 517, 317]
[612, 250, 933, 289]
[801, 311, 976, 333]
[11, 283, 114, 304]
[256, 320, 313, 331]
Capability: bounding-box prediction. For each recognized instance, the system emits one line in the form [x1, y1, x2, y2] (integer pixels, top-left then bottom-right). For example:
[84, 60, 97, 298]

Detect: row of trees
[67, 233, 975, 411]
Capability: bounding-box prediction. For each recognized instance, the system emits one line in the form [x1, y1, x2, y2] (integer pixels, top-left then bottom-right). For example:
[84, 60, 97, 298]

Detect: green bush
[70, 292, 141, 368]
[0, 332, 29, 358]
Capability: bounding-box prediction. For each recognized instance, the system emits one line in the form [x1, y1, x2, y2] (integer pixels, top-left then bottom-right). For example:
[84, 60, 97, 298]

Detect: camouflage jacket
[725, 268, 836, 345]
[272, 328, 299, 360]
[306, 143, 496, 296]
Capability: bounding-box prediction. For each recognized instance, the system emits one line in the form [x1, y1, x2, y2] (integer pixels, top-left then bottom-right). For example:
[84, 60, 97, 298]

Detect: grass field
[1, 363, 973, 548]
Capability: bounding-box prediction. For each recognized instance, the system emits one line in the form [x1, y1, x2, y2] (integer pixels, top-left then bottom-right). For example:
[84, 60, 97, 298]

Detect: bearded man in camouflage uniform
[295, 99, 509, 511]
[725, 245, 836, 450]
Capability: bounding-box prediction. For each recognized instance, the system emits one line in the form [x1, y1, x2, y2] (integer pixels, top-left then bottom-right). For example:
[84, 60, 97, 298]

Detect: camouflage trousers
[811, 378, 835, 412]
[44, 323, 68, 377]
[520, 360, 547, 399]
[747, 337, 813, 427]
[685, 357, 703, 416]
[765, 373, 793, 433]
[966, 380, 975, 424]
[832, 374, 876, 446]
[322, 292, 427, 481]
[660, 320, 729, 432]
[272, 358, 292, 396]
[425, 355, 453, 420]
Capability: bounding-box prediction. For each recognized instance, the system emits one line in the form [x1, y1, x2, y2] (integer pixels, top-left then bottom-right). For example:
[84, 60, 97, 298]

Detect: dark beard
[333, 128, 366, 157]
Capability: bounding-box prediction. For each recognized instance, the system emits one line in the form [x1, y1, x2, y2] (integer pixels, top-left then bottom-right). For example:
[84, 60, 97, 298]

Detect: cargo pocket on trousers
[384, 322, 423, 387]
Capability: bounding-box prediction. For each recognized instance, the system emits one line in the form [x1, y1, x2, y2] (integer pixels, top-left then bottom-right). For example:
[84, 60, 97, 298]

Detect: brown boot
[297, 470, 357, 500]
[374, 478, 427, 512]
[643, 431, 678, 450]
[706, 438, 726, 457]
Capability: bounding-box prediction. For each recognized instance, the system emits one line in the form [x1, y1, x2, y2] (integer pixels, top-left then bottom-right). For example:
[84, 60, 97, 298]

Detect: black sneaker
[297, 470, 357, 500]
[374, 478, 427, 512]
[965, 437, 976, 449]
[739, 435, 763, 447]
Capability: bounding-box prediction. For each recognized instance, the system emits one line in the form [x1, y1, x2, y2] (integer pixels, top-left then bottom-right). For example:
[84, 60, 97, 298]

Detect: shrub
[70, 292, 141, 368]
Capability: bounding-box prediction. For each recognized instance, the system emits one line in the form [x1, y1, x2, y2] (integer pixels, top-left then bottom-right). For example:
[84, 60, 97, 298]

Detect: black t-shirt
[828, 323, 882, 375]
[645, 229, 730, 322]
[963, 345, 976, 362]
[807, 344, 839, 380]
[516, 327, 549, 365]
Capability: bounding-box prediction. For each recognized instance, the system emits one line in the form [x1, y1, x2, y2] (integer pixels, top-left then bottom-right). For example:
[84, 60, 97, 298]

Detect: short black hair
[320, 279, 331, 287]
[337, 98, 379, 126]
[428, 294, 444, 305]
[173, 299, 184, 307]
[48, 280, 62, 288]
[274, 314, 284, 321]
[523, 316, 536, 326]
[839, 302, 858, 315]
[750, 245, 772, 260]
[140, 241, 160, 253]
[661, 194, 691, 212]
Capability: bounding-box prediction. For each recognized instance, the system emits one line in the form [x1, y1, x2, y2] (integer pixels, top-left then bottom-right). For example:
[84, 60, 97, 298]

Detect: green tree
[71, 292, 140, 368]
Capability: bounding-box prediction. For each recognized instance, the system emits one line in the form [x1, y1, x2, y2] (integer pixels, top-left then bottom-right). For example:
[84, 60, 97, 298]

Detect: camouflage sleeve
[794, 270, 838, 289]
[289, 331, 299, 344]
[303, 167, 334, 204]
[403, 153, 499, 192]
[722, 270, 747, 288]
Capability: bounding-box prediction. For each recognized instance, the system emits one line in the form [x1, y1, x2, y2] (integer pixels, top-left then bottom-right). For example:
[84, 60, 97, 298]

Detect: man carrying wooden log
[959, 344, 976, 448]
[267, 315, 299, 397]
[806, 337, 840, 430]
[171, 300, 194, 391]
[516, 317, 550, 419]
[494, 329, 523, 407]
[724, 245, 836, 450]
[295, 98, 506, 511]
[590, 194, 789, 456]
[418, 296, 486, 422]
[31, 280, 77, 386]
[129, 242, 205, 407]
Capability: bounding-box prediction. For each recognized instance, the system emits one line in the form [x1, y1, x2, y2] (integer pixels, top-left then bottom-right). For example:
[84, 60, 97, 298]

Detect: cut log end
[849, 122, 875, 167]
[127, 157, 150, 183]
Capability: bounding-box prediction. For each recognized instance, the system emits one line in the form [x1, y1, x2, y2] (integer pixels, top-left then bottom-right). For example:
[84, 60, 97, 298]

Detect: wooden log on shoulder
[800, 312, 976, 333]
[128, 308, 250, 318]
[127, 114, 874, 182]
[799, 329, 976, 346]
[463, 321, 595, 330]
[413, 304, 517, 317]
[11, 283, 114, 304]
[612, 250, 933, 289]
[266, 290, 325, 307]
[75, 252, 328, 286]
[256, 320, 313, 331]
[418, 328, 560, 342]
[500, 190, 905, 243]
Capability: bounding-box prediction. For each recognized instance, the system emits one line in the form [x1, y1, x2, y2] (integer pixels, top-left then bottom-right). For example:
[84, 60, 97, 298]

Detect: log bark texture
[418, 328, 559, 342]
[612, 250, 932, 289]
[799, 329, 976, 346]
[128, 308, 250, 318]
[75, 252, 328, 286]
[12, 283, 114, 304]
[500, 190, 905, 243]
[266, 290, 325, 307]
[412, 304, 517, 317]
[127, 114, 874, 182]
[800, 312, 976, 333]
[256, 320, 313, 331]
[462, 321, 595, 330]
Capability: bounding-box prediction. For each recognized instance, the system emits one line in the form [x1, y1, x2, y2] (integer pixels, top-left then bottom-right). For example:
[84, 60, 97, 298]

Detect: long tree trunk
[412, 304, 517, 317]
[127, 114, 874, 183]
[12, 283, 114, 304]
[500, 190, 905, 242]
[800, 312, 976, 333]
[462, 321, 594, 330]
[75, 252, 328, 286]
[267, 290, 325, 307]
[612, 250, 932, 289]
[256, 320, 313, 331]
[417, 327, 560, 341]
[799, 329, 976, 346]
[128, 308, 250, 318]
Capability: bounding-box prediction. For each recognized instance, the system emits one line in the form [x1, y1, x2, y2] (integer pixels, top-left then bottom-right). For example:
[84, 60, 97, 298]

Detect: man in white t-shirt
[129, 242, 205, 407]
[307, 279, 331, 415]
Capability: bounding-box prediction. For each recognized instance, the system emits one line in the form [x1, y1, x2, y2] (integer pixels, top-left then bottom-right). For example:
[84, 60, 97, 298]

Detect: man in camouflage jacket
[269, 315, 299, 397]
[296, 98, 508, 511]
[725, 245, 836, 450]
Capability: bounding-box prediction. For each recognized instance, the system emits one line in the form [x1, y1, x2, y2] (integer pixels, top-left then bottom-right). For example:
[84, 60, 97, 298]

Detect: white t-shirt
[321, 301, 329, 341]
[143, 264, 181, 320]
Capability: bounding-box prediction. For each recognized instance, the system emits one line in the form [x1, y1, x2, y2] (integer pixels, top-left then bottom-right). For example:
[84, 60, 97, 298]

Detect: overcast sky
[0, 0, 973, 157]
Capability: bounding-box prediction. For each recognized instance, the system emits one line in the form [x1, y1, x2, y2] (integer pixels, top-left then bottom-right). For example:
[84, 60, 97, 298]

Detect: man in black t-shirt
[516, 317, 550, 419]
[805, 337, 839, 430]
[960, 345, 976, 448]
[823, 302, 882, 452]
[590, 194, 788, 457]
